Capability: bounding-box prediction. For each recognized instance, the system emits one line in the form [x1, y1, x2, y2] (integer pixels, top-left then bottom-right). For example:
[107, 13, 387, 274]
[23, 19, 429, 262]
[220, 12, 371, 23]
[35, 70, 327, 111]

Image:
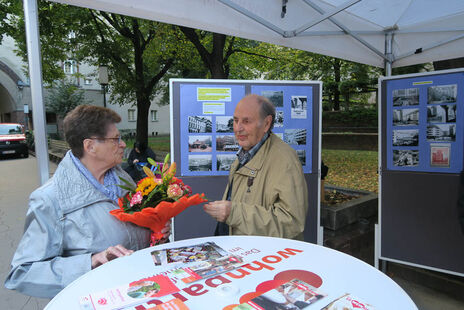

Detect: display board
[380, 69, 464, 276]
[170, 79, 321, 244]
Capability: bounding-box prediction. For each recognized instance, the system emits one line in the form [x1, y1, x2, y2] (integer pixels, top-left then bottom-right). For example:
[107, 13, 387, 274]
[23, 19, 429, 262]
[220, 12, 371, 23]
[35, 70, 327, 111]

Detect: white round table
[45, 236, 417, 310]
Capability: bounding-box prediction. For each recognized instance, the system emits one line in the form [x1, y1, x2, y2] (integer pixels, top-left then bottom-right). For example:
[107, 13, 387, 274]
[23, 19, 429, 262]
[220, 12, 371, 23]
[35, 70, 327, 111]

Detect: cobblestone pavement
[0, 156, 56, 309]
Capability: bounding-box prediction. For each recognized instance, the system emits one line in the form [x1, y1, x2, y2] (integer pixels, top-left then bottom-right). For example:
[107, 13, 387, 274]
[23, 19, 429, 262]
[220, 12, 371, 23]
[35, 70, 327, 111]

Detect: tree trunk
[136, 97, 150, 146]
[333, 59, 341, 111]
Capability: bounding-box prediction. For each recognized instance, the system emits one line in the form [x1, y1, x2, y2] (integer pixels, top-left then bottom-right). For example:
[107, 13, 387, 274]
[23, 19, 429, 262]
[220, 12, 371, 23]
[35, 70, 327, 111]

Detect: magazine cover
[321, 293, 375, 310]
[233, 278, 326, 310]
[79, 275, 179, 310]
[151, 241, 229, 266]
[168, 255, 245, 287]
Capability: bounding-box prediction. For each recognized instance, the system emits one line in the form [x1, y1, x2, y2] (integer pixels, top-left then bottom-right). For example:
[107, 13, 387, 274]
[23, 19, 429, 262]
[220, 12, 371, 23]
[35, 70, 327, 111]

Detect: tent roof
[49, 0, 464, 68]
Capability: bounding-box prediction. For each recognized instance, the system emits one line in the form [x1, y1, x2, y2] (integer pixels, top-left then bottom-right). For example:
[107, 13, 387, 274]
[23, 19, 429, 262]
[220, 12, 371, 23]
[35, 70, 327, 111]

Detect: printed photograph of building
[188, 116, 212, 133]
[427, 104, 456, 123]
[393, 150, 419, 167]
[284, 129, 307, 145]
[261, 90, 283, 107]
[188, 135, 212, 152]
[216, 135, 239, 152]
[216, 116, 234, 132]
[427, 124, 456, 142]
[393, 88, 419, 106]
[188, 155, 212, 171]
[428, 84, 457, 104]
[393, 108, 419, 126]
[392, 129, 419, 146]
[216, 154, 236, 171]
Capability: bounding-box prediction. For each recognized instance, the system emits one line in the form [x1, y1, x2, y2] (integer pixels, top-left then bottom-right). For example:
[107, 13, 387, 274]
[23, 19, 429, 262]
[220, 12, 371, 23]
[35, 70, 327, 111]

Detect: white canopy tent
[24, 0, 464, 183]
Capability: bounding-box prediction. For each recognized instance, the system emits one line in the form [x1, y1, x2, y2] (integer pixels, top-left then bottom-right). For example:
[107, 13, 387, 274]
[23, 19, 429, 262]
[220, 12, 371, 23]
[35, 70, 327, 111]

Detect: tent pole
[385, 32, 393, 76]
[23, 0, 50, 185]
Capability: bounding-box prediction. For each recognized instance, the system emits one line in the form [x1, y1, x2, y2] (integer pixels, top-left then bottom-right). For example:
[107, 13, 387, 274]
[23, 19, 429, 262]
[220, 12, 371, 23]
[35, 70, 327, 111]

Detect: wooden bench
[48, 139, 69, 163]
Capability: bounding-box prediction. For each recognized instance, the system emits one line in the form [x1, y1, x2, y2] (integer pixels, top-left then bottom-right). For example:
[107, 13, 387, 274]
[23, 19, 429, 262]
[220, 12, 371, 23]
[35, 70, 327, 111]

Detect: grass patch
[125, 136, 171, 153]
[124, 136, 379, 193]
[322, 149, 378, 193]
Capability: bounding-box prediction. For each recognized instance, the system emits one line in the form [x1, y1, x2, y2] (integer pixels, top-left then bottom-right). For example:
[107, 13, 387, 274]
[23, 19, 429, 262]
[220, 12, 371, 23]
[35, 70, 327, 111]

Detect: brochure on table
[178, 82, 313, 176]
[385, 72, 464, 173]
[80, 241, 378, 310]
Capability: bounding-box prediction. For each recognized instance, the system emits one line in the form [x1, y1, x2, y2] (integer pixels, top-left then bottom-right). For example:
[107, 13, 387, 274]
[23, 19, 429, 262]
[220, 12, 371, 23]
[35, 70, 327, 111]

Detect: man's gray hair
[247, 94, 276, 131]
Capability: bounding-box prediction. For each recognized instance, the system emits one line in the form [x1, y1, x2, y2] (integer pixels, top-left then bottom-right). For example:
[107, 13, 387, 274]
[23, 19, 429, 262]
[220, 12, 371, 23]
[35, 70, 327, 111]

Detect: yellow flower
[136, 177, 157, 196]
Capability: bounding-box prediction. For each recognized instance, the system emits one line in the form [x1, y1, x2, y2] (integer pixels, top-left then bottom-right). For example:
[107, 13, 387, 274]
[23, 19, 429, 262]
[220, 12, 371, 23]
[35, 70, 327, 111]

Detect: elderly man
[203, 94, 308, 240]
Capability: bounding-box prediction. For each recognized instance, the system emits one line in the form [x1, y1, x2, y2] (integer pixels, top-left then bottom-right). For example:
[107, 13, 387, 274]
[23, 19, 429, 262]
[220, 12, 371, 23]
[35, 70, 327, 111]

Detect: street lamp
[98, 65, 109, 107]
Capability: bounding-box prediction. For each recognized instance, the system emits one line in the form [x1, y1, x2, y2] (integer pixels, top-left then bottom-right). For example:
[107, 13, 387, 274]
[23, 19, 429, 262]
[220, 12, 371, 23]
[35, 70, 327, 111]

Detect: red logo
[98, 298, 108, 305]
[351, 299, 367, 309]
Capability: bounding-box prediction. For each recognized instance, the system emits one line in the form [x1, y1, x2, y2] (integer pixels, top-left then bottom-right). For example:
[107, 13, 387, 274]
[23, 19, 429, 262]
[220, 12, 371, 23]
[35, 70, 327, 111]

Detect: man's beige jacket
[224, 133, 309, 240]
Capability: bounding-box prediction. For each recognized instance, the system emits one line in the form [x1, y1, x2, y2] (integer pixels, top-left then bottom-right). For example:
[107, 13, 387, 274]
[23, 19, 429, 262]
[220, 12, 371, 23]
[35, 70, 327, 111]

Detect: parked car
[0, 123, 28, 158]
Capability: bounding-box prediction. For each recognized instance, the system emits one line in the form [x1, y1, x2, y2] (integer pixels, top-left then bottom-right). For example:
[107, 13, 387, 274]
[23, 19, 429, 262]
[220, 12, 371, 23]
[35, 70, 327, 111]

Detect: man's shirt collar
[236, 132, 270, 167]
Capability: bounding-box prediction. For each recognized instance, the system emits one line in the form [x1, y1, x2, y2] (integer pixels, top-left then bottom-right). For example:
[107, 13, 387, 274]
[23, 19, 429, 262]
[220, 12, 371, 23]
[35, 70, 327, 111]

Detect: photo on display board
[392, 88, 419, 106]
[427, 84, 457, 104]
[217, 154, 236, 171]
[393, 150, 419, 167]
[275, 110, 284, 127]
[430, 143, 451, 167]
[284, 129, 307, 145]
[216, 116, 234, 132]
[188, 135, 212, 152]
[392, 129, 419, 146]
[261, 90, 283, 107]
[427, 124, 456, 142]
[216, 135, 239, 152]
[296, 149, 306, 166]
[291, 96, 308, 119]
[188, 155, 212, 171]
[188, 116, 212, 133]
[427, 104, 457, 123]
[392, 108, 419, 126]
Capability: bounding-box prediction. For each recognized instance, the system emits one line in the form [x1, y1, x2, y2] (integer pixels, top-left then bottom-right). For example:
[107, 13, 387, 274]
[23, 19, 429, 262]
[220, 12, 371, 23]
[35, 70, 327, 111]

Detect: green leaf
[118, 176, 136, 191]
[147, 157, 156, 166]
[163, 153, 170, 167]
[118, 184, 135, 192]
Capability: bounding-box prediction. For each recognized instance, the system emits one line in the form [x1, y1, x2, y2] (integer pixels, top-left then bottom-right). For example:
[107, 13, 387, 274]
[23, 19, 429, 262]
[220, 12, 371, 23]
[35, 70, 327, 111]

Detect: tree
[46, 80, 89, 117]
[1, 1, 188, 144]
[46, 80, 90, 138]
[234, 42, 381, 111]
[179, 27, 268, 80]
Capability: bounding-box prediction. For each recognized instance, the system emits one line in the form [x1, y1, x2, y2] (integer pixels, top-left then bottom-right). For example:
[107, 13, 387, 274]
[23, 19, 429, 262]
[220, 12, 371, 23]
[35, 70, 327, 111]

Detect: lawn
[322, 149, 379, 193]
[128, 136, 380, 193]
[125, 135, 171, 152]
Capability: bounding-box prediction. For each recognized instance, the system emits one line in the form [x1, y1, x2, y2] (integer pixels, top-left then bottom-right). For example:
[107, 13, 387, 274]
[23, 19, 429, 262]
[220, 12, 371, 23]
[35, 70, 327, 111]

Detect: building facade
[0, 35, 169, 137]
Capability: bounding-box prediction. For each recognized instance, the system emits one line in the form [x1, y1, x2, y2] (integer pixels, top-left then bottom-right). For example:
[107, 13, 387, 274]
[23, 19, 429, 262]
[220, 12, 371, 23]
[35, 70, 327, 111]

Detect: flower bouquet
[110, 154, 207, 245]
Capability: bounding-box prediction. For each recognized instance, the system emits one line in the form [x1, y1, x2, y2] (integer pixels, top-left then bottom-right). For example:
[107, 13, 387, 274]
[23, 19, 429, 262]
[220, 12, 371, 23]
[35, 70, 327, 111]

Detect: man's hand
[91, 244, 134, 269]
[203, 200, 231, 222]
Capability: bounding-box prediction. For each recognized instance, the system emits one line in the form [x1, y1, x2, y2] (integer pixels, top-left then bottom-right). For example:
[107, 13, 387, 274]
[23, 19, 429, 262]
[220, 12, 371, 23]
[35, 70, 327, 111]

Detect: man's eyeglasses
[89, 136, 122, 144]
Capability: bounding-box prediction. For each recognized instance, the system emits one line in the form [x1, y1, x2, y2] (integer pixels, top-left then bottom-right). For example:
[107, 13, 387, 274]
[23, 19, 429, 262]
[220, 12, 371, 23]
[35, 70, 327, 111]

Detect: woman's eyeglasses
[89, 136, 122, 145]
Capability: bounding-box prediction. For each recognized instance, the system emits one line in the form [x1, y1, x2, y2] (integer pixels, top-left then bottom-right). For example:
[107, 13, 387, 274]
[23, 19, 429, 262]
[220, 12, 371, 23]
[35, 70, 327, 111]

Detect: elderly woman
[5, 105, 170, 298]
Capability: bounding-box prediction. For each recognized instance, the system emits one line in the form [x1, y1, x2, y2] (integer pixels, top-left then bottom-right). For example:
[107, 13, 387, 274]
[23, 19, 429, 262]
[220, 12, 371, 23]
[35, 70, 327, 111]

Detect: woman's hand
[159, 221, 172, 243]
[91, 244, 134, 269]
[133, 159, 139, 164]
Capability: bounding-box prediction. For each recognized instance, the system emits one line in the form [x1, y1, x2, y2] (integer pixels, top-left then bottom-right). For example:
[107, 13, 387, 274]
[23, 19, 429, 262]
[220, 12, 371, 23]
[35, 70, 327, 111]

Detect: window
[84, 78, 92, 85]
[150, 110, 158, 121]
[128, 109, 136, 122]
[63, 60, 77, 74]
